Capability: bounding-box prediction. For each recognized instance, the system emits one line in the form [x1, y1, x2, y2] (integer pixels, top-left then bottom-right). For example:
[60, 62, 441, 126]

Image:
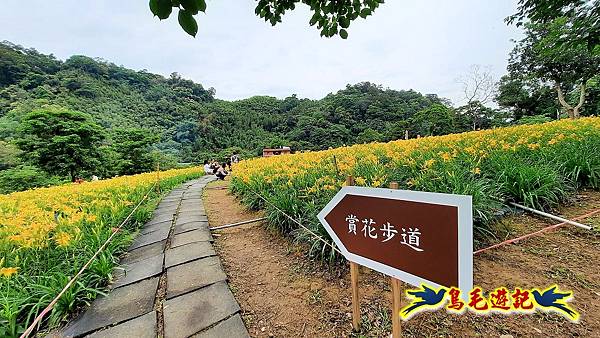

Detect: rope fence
[21, 181, 159, 338]
[474, 207, 600, 255]
[247, 189, 596, 258]
[250, 190, 343, 255]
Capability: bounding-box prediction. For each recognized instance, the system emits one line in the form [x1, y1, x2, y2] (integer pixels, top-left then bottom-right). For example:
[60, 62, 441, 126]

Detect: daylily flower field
[231, 118, 600, 259]
[2, 118, 599, 336]
[0, 167, 204, 336]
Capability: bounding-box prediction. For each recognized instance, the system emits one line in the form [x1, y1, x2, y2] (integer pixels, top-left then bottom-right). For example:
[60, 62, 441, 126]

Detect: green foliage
[0, 42, 214, 165]
[149, 0, 173, 19]
[0, 141, 20, 170]
[356, 128, 383, 143]
[0, 41, 60, 88]
[455, 101, 502, 130]
[110, 128, 160, 175]
[516, 115, 553, 125]
[152, 150, 180, 170]
[147, 0, 384, 38]
[506, 13, 600, 118]
[194, 83, 456, 156]
[0, 165, 64, 194]
[486, 155, 573, 210]
[410, 104, 456, 136]
[495, 74, 560, 119]
[524, 17, 598, 85]
[149, 0, 206, 35]
[15, 108, 105, 181]
[256, 0, 385, 38]
[506, 0, 599, 52]
[178, 9, 198, 37]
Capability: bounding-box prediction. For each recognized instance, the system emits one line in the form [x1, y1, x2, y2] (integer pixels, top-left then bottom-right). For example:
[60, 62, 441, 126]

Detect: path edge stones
[59, 177, 249, 338]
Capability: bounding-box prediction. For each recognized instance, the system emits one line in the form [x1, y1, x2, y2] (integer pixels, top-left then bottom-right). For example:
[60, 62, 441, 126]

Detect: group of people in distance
[203, 154, 240, 180]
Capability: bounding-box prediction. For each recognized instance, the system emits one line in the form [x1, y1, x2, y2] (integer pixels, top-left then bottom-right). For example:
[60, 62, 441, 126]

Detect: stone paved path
[60, 177, 249, 338]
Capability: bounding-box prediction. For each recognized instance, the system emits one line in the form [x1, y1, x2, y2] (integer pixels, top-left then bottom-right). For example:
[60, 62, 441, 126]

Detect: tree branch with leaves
[149, 0, 385, 38]
[505, 0, 599, 119]
[508, 17, 599, 118]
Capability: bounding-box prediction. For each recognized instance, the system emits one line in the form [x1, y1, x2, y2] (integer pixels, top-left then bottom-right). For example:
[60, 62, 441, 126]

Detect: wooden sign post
[389, 181, 402, 337]
[350, 260, 360, 330]
[318, 177, 473, 337]
[346, 176, 361, 331]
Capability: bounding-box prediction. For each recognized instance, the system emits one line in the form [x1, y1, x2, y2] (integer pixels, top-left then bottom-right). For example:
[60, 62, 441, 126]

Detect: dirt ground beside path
[203, 179, 355, 337]
[204, 179, 600, 337]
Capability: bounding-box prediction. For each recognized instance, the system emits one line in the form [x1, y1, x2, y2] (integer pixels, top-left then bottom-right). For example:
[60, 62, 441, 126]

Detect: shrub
[0, 165, 64, 194]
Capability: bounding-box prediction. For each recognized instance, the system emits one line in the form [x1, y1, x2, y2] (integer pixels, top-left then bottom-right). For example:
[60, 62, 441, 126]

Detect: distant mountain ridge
[0, 41, 450, 161]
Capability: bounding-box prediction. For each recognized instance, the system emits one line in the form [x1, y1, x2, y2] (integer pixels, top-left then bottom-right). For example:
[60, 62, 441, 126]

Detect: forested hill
[0, 41, 452, 164]
[0, 41, 214, 160]
[197, 86, 448, 157]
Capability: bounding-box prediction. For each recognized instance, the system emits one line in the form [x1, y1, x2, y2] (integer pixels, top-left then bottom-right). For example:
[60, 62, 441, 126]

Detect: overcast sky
[0, 1, 522, 105]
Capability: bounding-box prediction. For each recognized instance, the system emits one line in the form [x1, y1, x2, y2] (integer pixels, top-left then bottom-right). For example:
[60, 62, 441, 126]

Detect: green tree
[0, 165, 63, 194]
[411, 104, 456, 136]
[506, 0, 599, 51]
[148, 0, 385, 38]
[356, 128, 383, 143]
[111, 128, 160, 175]
[0, 141, 21, 170]
[455, 102, 501, 131]
[506, 1, 600, 118]
[495, 74, 560, 120]
[15, 108, 105, 181]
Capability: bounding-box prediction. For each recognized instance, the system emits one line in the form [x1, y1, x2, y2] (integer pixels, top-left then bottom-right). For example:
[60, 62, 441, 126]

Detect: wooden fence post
[389, 181, 402, 338]
[332, 155, 339, 176]
[346, 175, 360, 331]
[156, 162, 161, 194]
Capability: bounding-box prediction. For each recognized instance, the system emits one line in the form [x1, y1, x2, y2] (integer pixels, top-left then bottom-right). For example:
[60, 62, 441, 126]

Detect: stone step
[62, 176, 247, 338]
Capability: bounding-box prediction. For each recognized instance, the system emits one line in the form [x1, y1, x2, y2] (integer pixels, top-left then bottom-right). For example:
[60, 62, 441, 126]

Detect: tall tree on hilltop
[456, 65, 497, 130]
[411, 104, 456, 136]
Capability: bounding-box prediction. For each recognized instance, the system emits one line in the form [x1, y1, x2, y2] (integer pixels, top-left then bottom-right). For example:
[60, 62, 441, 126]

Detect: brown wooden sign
[318, 186, 473, 292]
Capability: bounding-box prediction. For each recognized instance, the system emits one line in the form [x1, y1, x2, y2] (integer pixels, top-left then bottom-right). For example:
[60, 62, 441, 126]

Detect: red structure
[262, 147, 291, 157]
